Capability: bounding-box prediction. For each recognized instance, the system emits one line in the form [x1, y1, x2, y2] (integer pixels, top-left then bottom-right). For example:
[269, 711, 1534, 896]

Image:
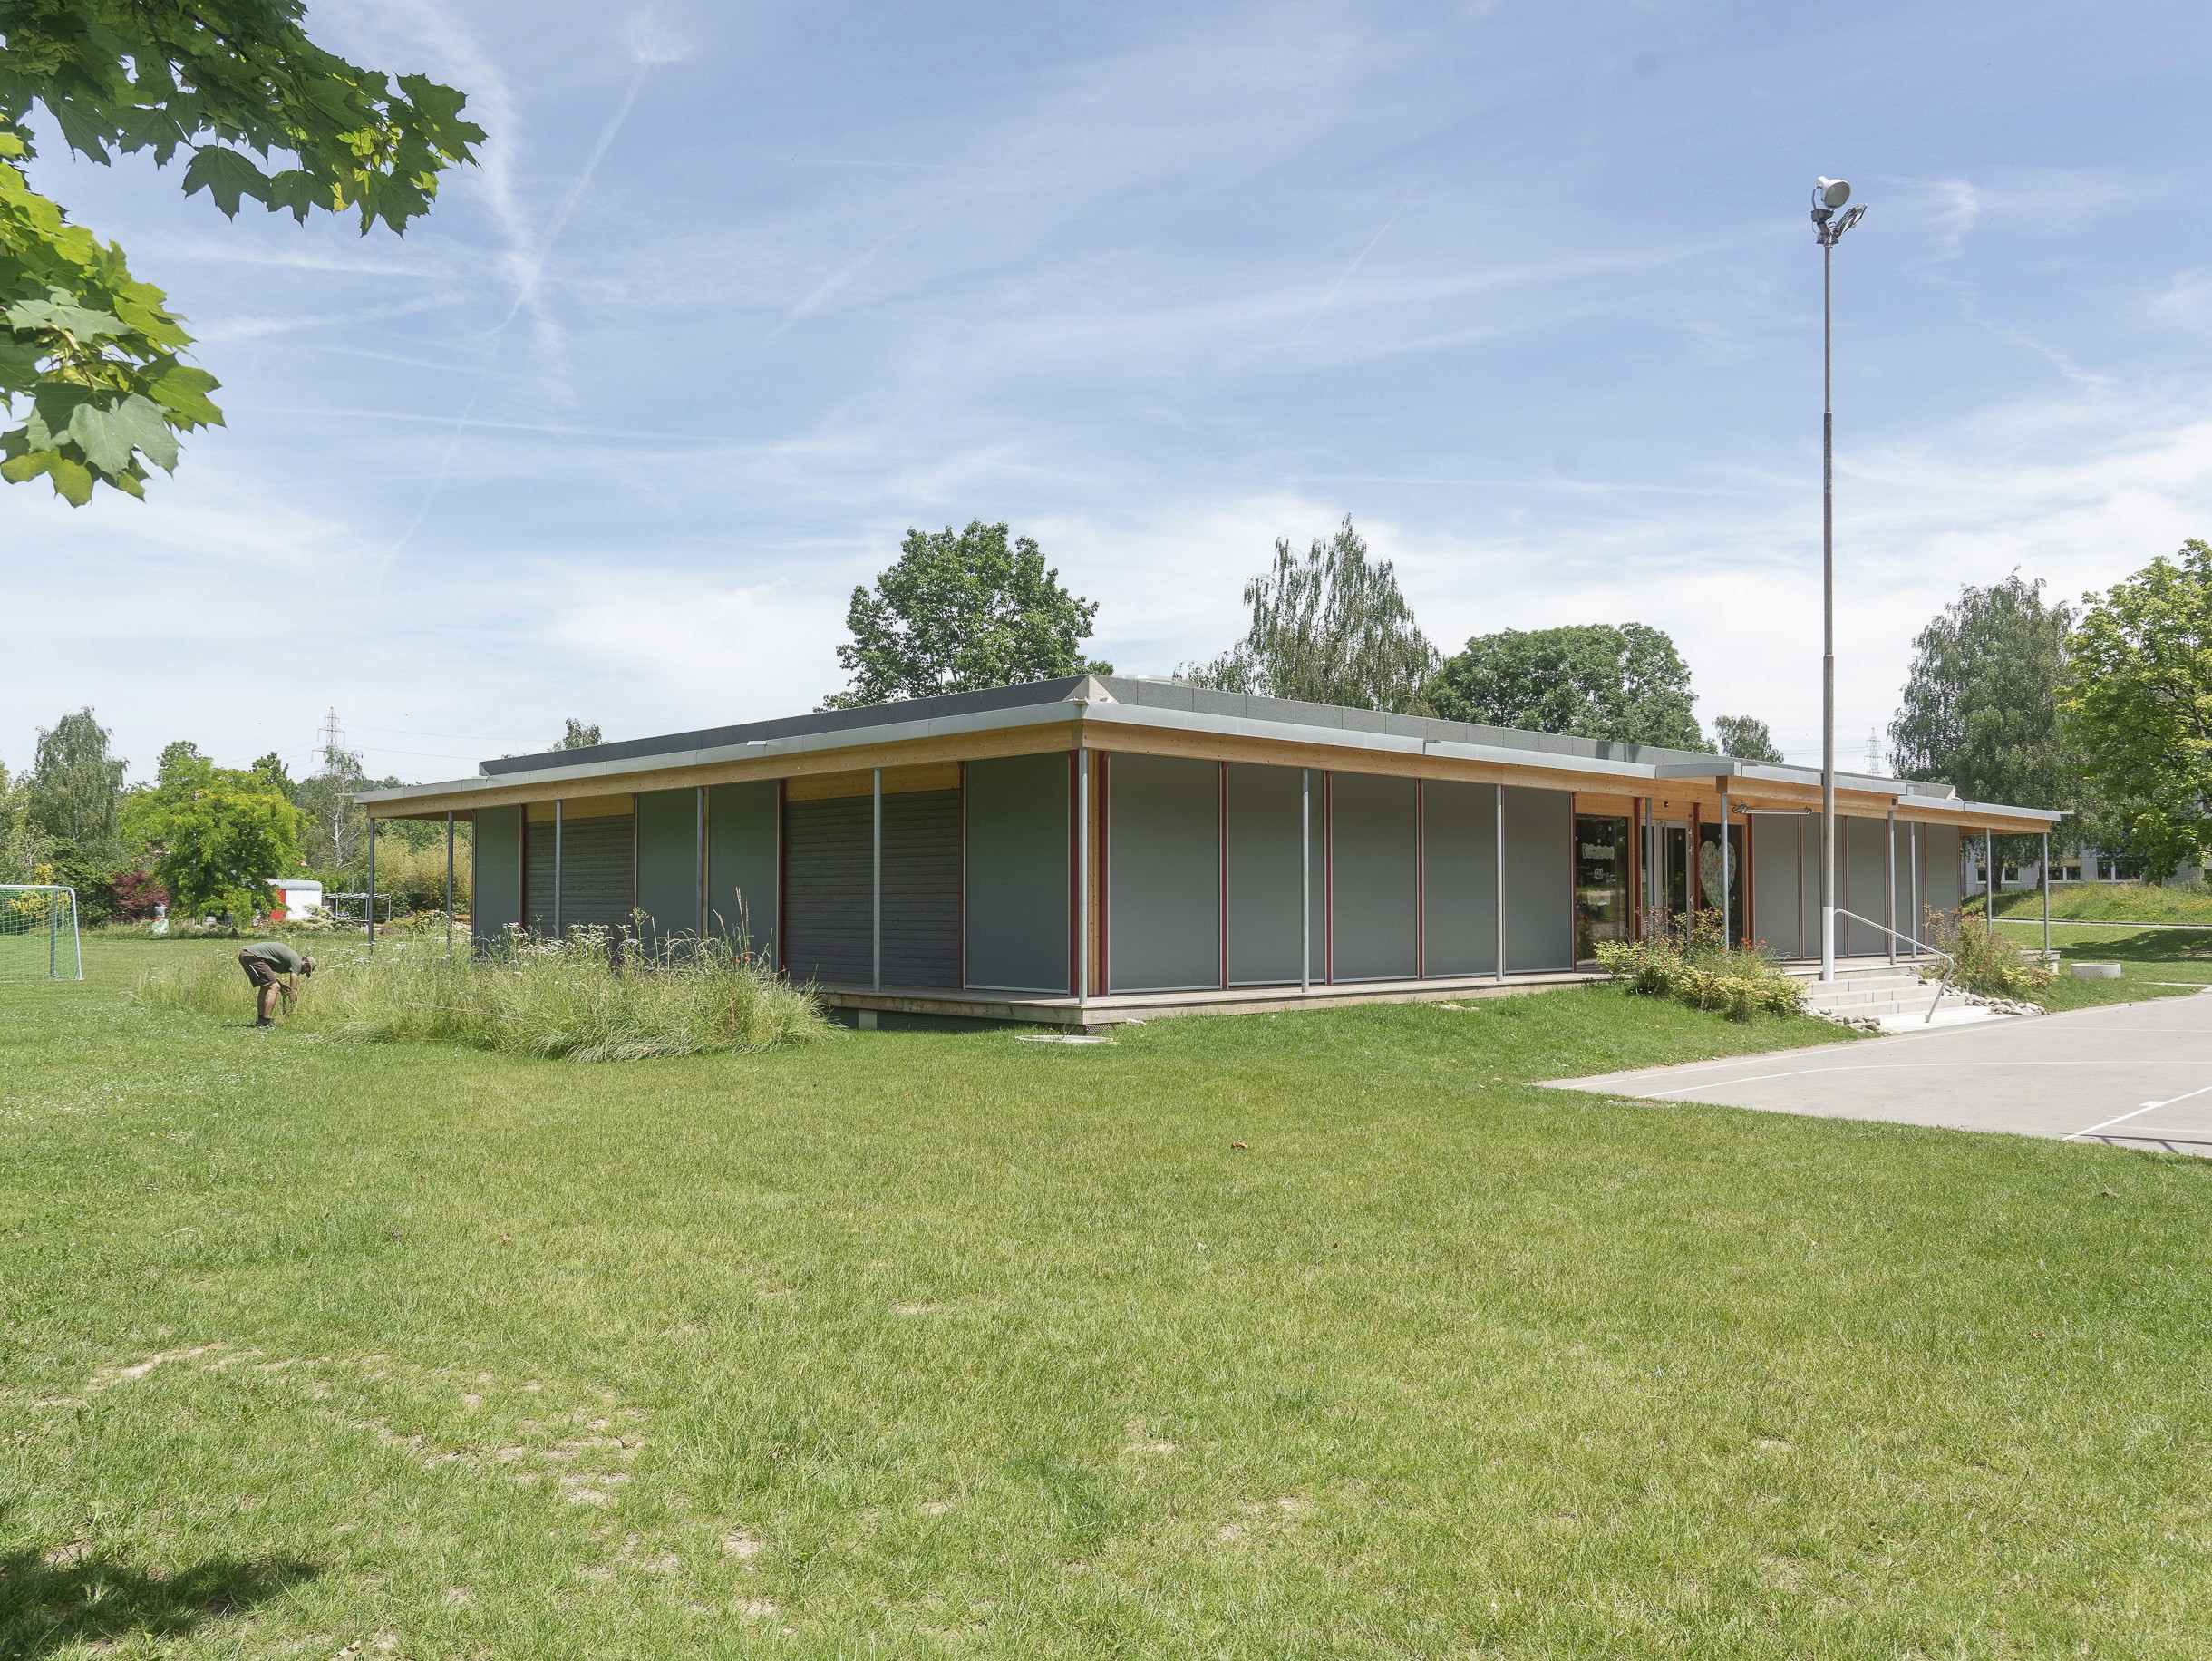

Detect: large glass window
[1575, 814, 1630, 961]
[1697, 821, 1747, 944]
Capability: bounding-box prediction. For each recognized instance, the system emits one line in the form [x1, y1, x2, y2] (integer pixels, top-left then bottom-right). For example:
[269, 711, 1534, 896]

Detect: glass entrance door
[1646, 821, 1690, 930]
[1697, 821, 1748, 946]
[1575, 814, 1630, 961]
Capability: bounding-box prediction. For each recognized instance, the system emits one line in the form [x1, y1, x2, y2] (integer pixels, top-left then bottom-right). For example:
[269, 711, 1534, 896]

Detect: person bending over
[239, 940, 315, 1028]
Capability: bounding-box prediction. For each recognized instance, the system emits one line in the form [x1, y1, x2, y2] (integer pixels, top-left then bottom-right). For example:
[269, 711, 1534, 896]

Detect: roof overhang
[356, 690, 2063, 830]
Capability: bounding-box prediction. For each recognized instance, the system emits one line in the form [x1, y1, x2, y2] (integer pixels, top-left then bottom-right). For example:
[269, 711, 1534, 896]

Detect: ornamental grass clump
[1593, 910, 1803, 1022]
[1921, 907, 2053, 1001]
[134, 922, 828, 1061]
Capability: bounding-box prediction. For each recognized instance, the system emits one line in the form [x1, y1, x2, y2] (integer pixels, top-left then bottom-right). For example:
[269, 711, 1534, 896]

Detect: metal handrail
[1831, 907, 1961, 1021]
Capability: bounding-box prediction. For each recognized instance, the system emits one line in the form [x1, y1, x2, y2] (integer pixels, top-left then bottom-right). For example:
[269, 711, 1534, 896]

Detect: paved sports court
[1550, 989, 2212, 1155]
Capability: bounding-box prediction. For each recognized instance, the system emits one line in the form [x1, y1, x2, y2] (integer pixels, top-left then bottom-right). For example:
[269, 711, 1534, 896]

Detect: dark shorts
[239, 951, 280, 988]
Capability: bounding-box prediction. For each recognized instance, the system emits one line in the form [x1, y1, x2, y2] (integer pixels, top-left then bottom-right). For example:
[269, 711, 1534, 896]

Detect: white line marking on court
[2066, 1083, 2212, 1141]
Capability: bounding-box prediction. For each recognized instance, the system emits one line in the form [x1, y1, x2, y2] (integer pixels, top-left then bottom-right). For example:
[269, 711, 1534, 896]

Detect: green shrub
[1921, 908, 2053, 1000]
[1594, 912, 1804, 1023]
[133, 923, 828, 1061]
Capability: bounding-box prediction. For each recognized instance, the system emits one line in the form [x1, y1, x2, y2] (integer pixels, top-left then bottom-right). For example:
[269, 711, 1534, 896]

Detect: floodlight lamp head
[1834, 203, 1868, 236]
[1815, 177, 1853, 210]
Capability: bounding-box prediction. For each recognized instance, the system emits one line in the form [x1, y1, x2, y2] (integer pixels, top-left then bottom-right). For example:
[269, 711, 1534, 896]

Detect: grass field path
[4, 938, 2210, 1656]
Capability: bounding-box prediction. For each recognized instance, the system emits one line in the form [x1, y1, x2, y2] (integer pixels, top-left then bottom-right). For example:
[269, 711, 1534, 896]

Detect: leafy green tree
[555, 720, 602, 750]
[1181, 516, 1437, 713]
[26, 705, 125, 850]
[1889, 573, 2086, 855]
[121, 739, 304, 920]
[2060, 540, 2212, 879]
[826, 521, 1110, 709]
[1712, 714, 1785, 763]
[1425, 623, 1706, 748]
[2, 1, 482, 503]
[0, 758, 44, 882]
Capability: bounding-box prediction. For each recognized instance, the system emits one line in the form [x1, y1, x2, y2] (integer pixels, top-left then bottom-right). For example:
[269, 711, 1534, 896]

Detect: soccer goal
[0, 885, 83, 982]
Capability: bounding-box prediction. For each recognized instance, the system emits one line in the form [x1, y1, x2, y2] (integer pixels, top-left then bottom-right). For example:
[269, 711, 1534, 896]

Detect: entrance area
[1575, 813, 1630, 961]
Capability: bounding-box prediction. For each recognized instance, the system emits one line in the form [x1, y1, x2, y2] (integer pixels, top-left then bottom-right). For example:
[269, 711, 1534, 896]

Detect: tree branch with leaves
[1, 0, 481, 502]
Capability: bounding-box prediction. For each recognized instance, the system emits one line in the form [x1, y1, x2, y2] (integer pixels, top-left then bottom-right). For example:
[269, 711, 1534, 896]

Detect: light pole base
[1821, 904, 1837, 982]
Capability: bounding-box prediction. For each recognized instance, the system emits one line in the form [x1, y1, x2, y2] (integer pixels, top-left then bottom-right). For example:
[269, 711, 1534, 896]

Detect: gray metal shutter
[1923, 824, 1963, 914]
[1421, 780, 1497, 976]
[883, 790, 961, 987]
[1329, 772, 1418, 982]
[558, 816, 635, 932]
[964, 754, 1070, 993]
[524, 820, 552, 935]
[472, 805, 522, 947]
[783, 796, 871, 984]
[1500, 786, 1572, 972]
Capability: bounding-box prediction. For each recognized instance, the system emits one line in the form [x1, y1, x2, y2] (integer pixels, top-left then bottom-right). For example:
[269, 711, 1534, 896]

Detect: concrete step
[1809, 984, 1952, 1010]
[1875, 1005, 2009, 1033]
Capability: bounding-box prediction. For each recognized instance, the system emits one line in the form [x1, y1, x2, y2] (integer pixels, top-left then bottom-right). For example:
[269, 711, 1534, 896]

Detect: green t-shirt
[244, 942, 305, 976]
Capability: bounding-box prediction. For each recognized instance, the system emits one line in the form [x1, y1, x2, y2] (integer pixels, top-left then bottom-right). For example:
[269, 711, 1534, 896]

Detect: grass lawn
[1993, 918, 2212, 1013]
[5, 938, 2212, 1657]
[1982, 881, 2212, 926]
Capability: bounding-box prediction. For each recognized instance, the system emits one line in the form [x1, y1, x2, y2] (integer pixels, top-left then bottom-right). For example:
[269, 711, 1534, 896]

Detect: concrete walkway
[1548, 990, 2212, 1155]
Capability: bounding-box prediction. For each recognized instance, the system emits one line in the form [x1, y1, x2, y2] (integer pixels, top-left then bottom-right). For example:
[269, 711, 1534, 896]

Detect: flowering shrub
[1920, 907, 2053, 1000]
[1594, 910, 1804, 1022]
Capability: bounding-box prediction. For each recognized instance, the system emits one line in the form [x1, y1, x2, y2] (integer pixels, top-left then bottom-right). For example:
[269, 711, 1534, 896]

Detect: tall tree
[27, 705, 125, 848]
[121, 739, 303, 920]
[554, 720, 602, 750]
[2, 1, 482, 503]
[1711, 714, 1785, 763]
[2060, 540, 2212, 879]
[825, 521, 1110, 709]
[1181, 516, 1437, 713]
[1425, 623, 1706, 748]
[0, 759, 43, 883]
[1889, 574, 2078, 820]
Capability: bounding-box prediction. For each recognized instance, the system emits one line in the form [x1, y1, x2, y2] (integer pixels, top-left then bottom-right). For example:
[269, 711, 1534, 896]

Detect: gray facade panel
[706, 781, 779, 957]
[634, 788, 700, 947]
[1107, 753, 1221, 993]
[472, 804, 522, 947]
[1749, 815, 1803, 960]
[1501, 786, 1573, 972]
[1799, 819, 1820, 958]
[964, 753, 1070, 992]
[1226, 763, 1305, 986]
[1923, 824, 1963, 917]
[1422, 780, 1498, 976]
[1845, 817, 1888, 957]
[1328, 772, 1418, 982]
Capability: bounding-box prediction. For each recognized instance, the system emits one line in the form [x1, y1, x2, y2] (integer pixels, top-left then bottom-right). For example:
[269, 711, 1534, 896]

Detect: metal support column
[871, 767, 883, 993]
[1077, 751, 1091, 1005]
[445, 810, 454, 958]
[366, 818, 376, 955]
[1719, 782, 1732, 948]
[1494, 784, 1506, 984]
[2042, 830, 2052, 959]
[695, 786, 707, 941]
[553, 800, 564, 940]
[1985, 827, 1995, 939]
[1300, 769, 1312, 996]
[1911, 823, 1922, 955]
[1885, 806, 1896, 965]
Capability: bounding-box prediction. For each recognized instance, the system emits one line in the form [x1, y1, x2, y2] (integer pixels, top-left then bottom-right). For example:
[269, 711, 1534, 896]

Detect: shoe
[254, 1018, 276, 1029]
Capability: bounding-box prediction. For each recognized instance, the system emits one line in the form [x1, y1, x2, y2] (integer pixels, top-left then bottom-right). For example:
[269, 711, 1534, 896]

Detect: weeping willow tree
[1181, 516, 1438, 713]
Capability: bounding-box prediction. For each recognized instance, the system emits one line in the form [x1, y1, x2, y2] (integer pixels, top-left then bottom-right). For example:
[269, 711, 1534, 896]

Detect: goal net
[0, 885, 82, 982]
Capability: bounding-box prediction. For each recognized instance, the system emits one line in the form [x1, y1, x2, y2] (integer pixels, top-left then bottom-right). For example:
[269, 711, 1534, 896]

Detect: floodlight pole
[1819, 224, 1838, 984]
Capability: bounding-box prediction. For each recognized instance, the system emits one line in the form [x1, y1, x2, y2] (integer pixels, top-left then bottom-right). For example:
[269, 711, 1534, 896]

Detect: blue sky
[7, 0, 2211, 784]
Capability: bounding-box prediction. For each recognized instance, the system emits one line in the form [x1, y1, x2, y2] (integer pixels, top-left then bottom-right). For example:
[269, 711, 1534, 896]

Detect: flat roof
[357, 675, 2061, 827]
